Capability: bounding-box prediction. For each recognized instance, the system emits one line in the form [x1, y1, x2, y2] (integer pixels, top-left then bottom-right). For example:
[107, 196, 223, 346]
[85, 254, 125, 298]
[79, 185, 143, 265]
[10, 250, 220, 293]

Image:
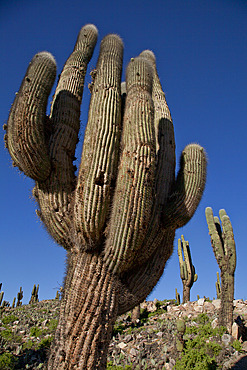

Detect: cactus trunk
[183, 285, 191, 303]
[48, 253, 117, 369]
[205, 207, 236, 334]
[220, 271, 234, 333]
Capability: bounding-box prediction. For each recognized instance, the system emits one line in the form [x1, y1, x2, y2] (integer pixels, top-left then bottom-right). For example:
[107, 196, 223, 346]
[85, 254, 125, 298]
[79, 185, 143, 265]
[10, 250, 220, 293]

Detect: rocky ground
[0, 298, 247, 369]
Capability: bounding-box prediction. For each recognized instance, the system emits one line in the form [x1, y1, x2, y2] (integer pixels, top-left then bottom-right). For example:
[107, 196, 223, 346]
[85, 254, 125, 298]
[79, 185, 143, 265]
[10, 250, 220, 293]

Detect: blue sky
[0, 0, 246, 305]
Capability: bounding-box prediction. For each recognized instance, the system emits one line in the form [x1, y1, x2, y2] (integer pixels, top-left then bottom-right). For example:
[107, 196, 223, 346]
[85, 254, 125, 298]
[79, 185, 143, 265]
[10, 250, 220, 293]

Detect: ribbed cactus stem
[104, 57, 156, 274]
[12, 297, 16, 308]
[29, 284, 39, 304]
[5, 24, 207, 369]
[175, 288, 181, 305]
[216, 271, 221, 299]
[178, 235, 197, 303]
[0, 291, 4, 306]
[17, 287, 23, 307]
[6, 52, 56, 180]
[205, 207, 236, 333]
[75, 34, 123, 246]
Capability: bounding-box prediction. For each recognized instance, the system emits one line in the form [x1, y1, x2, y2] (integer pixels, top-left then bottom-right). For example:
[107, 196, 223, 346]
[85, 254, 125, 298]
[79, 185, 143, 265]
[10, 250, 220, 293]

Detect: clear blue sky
[0, 0, 246, 305]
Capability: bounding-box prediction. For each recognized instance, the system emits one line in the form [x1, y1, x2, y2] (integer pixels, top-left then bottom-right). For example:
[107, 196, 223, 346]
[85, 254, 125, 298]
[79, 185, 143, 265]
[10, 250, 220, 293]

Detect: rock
[241, 341, 247, 352]
[147, 301, 157, 312]
[204, 301, 215, 311]
[194, 305, 203, 313]
[211, 318, 219, 329]
[212, 299, 221, 309]
[124, 334, 132, 343]
[198, 298, 205, 306]
[232, 322, 240, 340]
[222, 333, 234, 346]
[129, 347, 138, 356]
[118, 342, 127, 349]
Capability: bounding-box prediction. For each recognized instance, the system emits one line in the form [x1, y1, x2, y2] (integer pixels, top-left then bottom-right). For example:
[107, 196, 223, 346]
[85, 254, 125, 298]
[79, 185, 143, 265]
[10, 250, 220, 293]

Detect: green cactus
[205, 207, 236, 334]
[216, 271, 222, 299]
[29, 284, 39, 304]
[12, 297, 16, 308]
[17, 287, 23, 307]
[175, 288, 181, 305]
[0, 291, 4, 306]
[178, 235, 198, 303]
[5, 24, 207, 369]
[176, 318, 186, 351]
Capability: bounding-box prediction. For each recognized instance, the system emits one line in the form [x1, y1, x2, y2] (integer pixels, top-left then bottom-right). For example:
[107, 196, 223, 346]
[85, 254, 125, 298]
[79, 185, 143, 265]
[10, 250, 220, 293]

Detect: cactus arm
[220, 211, 236, 274]
[216, 271, 221, 299]
[205, 207, 226, 269]
[33, 25, 98, 250]
[178, 238, 185, 280]
[117, 229, 175, 314]
[139, 50, 175, 207]
[182, 235, 193, 287]
[74, 34, 123, 246]
[163, 144, 207, 229]
[6, 53, 56, 180]
[104, 56, 156, 274]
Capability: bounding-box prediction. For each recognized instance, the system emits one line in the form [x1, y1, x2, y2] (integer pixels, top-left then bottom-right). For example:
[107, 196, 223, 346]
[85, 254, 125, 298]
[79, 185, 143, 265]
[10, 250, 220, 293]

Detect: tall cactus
[178, 235, 198, 303]
[17, 287, 23, 307]
[29, 284, 39, 304]
[4, 24, 207, 369]
[205, 207, 236, 333]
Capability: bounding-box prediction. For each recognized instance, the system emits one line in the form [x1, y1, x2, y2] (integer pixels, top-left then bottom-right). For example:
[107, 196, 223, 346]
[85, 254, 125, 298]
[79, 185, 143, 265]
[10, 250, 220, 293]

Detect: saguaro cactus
[5, 24, 207, 369]
[178, 235, 198, 303]
[205, 207, 236, 333]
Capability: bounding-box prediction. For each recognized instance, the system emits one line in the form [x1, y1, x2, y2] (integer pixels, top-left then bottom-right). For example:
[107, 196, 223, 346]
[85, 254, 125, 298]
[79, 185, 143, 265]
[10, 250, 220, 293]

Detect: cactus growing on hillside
[175, 288, 181, 305]
[178, 235, 198, 303]
[205, 207, 236, 334]
[29, 284, 39, 304]
[17, 287, 23, 307]
[4, 24, 207, 369]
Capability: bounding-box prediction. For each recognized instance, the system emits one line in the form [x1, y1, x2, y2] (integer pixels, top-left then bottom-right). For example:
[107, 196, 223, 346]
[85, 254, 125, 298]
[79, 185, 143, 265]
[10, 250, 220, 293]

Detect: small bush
[30, 326, 43, 337]
[47, 319, 58, 332]
[175, 318, 225, 369]
[2, 314, 18, 325]
[232, 339, 242, 352]
[38, 335, 54, 349]
[107, 362, 132, 369]
[0, 352, 17, 369]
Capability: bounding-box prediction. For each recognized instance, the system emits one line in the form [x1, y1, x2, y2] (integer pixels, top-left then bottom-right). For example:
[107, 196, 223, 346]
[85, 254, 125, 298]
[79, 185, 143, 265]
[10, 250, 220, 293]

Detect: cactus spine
[216, 271, 222, 299]
[5, 24, 207, 369]
[205, 207, 236, 333]
[178, 235, 198, 303]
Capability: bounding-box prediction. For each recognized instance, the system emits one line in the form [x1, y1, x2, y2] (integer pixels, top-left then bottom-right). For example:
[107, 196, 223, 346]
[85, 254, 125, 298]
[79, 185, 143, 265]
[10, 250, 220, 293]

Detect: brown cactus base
[48, 252, 118, 369]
